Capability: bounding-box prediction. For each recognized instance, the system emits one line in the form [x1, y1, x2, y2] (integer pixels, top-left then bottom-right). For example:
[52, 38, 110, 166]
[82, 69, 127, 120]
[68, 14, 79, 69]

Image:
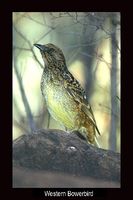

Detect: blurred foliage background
[13, 12, 120, 152]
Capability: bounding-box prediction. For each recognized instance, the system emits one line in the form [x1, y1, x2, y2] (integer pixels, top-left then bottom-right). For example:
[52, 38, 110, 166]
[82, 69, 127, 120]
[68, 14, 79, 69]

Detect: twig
[35, 27, 56, 44]
[13, 119, 30, 134]
[47, 112, 50, 128]
[24, 13, 45, 26]
[13, 62, 36, 133]
[13, 25, 44, 69]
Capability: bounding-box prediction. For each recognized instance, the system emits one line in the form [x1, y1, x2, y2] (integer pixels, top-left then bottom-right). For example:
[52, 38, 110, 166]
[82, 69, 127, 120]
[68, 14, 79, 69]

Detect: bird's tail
[79, 124, 100, 148]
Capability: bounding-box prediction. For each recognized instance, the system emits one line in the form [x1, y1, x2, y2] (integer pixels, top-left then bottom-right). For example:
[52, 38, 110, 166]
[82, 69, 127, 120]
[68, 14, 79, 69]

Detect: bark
[13, 129, 120, 187]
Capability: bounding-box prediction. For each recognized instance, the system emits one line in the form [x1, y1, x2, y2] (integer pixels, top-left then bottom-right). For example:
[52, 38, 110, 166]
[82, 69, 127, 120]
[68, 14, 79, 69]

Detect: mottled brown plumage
[34, 43, 100, 146]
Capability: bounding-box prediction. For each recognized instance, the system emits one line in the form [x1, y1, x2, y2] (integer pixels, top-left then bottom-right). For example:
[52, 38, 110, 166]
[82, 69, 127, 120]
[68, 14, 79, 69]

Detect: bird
[34, 43, 100, 147]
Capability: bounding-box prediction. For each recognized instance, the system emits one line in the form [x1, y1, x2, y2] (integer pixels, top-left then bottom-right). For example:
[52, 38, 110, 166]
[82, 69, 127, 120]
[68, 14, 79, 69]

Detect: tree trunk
[109, 13, 119, 151]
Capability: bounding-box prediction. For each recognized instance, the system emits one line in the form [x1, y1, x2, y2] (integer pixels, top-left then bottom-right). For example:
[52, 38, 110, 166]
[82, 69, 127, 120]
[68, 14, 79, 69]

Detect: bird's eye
[48, 48, 54, 53]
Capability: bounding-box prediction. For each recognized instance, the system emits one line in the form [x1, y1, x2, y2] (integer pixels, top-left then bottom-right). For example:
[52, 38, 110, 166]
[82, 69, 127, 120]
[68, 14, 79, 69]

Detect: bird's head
[34, 43, 66, 68]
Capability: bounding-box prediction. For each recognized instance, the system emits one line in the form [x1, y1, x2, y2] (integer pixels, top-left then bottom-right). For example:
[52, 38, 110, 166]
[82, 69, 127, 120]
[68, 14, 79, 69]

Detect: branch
[13, 25, 44, 69]
[13, 64, 36, 133]
[13, 129, 120, 187]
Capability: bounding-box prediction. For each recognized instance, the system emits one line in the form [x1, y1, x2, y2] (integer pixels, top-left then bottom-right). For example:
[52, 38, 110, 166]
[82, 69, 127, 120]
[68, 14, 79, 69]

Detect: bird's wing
[63, 71, 101, 135]
[63, 71, 88, 105]
[81, 104, 101, 135]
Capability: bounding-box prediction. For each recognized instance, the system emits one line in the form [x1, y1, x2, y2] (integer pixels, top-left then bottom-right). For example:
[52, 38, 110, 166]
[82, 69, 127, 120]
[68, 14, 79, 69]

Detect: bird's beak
[34, 44, 49, 52]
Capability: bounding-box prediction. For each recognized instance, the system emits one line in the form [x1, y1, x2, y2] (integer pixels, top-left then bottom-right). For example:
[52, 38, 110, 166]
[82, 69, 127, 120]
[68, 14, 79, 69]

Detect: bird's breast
[42, 79, 78, 129]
